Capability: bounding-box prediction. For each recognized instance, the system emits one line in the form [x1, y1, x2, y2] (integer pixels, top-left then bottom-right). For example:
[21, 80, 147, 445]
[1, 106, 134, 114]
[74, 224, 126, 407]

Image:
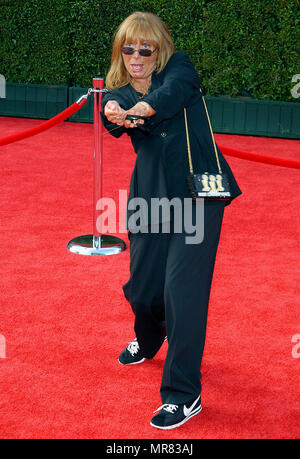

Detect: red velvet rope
[0, 100, 299, 170]
[219, 145, 300, 170]
[0, 98, 88, 146]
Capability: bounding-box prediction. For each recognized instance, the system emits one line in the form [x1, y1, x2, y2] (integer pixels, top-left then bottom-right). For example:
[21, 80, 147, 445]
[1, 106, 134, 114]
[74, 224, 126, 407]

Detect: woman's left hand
[124, 102, 156, 128]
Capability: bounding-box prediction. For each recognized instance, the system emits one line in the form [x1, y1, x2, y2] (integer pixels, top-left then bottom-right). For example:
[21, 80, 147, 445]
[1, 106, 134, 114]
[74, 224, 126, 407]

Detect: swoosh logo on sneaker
[183, 396, 201, 417]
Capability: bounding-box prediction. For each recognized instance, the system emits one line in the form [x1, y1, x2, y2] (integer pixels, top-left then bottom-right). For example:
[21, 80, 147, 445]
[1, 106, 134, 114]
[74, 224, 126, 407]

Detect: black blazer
[101, 52, 242, 227]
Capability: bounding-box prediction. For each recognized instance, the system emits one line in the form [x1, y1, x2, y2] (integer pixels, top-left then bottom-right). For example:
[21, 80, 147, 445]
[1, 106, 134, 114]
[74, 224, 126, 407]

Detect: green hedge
[0, 0, 71, 85]
[200, 0, 299, 100]
[0, 0, 298, 101]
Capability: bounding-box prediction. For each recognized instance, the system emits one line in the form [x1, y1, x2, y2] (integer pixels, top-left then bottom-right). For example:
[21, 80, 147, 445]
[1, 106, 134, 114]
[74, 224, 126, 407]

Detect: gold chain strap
[184, 95, 222, 175]
[183, 107, 193, 174]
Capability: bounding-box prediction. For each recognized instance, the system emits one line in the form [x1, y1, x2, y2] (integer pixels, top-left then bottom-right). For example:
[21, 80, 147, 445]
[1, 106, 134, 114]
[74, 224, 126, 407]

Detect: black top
[100, 52, 242, 229]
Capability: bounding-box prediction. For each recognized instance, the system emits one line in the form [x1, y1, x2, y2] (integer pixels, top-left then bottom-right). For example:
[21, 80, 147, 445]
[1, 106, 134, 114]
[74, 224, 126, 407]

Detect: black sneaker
[150, 395, 202, 430]
[118, 338, 146, 365]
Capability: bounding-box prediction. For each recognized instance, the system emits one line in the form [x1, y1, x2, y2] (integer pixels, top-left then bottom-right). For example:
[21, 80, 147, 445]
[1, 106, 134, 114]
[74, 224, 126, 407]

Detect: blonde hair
[105, 12, 175, 90]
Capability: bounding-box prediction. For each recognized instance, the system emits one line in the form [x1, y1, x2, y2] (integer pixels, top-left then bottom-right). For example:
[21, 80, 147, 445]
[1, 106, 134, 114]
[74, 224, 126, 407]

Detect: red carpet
[0, 116, 299, 439]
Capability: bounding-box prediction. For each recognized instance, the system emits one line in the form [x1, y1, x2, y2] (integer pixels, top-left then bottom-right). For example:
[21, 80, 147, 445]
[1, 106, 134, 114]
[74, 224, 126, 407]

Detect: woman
[101, 11, 242, 430]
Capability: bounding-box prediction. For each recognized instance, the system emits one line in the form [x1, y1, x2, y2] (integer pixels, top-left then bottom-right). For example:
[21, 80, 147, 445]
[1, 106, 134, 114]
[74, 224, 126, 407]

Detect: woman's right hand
[104, 100, 127, 126]
[104, 100, 144, 129]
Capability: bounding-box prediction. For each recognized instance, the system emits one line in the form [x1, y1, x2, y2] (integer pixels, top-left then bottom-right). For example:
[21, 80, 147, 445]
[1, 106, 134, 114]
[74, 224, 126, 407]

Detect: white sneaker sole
[150, 405, 202, 430]
[118, 357, 146, 365]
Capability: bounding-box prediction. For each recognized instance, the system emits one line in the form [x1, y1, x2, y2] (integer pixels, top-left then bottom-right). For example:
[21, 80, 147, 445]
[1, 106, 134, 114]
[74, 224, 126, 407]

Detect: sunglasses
[121, 46, 157, 57]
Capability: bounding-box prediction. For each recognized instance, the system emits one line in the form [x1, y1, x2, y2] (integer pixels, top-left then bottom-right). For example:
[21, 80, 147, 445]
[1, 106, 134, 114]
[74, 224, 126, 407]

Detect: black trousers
[122, 200, 226, 405]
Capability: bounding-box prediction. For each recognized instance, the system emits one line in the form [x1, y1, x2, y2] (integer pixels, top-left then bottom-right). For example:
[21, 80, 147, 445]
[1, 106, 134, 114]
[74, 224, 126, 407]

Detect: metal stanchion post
[67, 78, 126, 255]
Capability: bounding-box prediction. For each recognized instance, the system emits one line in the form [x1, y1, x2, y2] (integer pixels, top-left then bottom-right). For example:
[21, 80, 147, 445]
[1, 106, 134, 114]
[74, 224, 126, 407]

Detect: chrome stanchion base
[67, 235, 126, 256]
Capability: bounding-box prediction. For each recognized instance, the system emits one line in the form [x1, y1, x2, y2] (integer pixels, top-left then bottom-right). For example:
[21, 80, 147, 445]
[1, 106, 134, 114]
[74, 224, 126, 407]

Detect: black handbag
[184, 96, 231, 201]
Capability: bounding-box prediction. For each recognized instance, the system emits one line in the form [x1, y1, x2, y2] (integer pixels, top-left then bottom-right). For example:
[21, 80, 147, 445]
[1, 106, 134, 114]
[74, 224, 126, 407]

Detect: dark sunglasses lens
[139, 49, 152, 56]
[122, 47, 135, 55]
[121, 47, 153, 57]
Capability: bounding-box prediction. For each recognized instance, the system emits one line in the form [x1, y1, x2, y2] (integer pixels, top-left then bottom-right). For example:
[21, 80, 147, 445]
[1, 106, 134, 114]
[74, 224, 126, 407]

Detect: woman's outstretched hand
[126, 102, 156, 127]
[104, 100, 127, 126]
[104, 100, 156, 129]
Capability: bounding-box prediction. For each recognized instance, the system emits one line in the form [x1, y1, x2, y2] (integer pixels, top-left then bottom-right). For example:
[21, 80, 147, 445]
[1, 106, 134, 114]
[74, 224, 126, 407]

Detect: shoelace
[127, 340, 140, 356]
[153, 403, 179, 414]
